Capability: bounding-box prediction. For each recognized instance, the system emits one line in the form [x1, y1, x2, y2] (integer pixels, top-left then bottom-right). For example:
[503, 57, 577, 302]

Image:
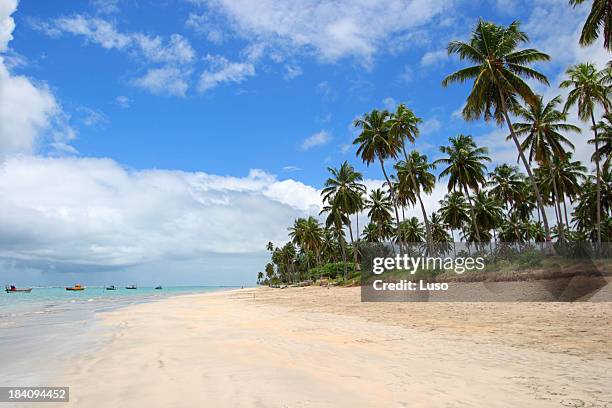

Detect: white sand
[54, 287, 612, 408]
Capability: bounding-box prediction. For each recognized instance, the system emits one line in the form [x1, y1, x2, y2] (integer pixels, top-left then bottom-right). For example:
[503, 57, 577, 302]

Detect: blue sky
[0, 0, 607, 285]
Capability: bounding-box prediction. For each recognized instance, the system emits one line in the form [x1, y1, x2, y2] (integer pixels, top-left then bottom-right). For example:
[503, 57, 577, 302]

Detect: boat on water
[5, 285, 32, 293]
[155, 286, 163, 290]
[105, 285, 117, 290]
[66, 284, 85, 291]
[125, 285, 137, 290]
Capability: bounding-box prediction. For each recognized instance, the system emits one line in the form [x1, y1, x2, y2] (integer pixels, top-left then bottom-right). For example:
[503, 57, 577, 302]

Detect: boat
[155, 286, 163, 290]
[125, 285, 137, 290]
[105, 285, 117, 290]
[66, 284, 85, 291]
[5, 285, 32, 293]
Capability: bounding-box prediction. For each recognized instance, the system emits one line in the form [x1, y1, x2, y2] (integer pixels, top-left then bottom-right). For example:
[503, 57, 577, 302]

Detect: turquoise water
[0, 286, 236, 386]
[0, 286, 235, 324]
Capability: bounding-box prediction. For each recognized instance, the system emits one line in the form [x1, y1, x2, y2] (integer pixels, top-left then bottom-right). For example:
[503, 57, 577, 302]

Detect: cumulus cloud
[0, 156, 322, 272]
[0, 0, 75, 158]
[0, 0, 16, 52]
[197, 54, 255, 93]
[301, 130, 331, 150]
[190, 0, 453, 64]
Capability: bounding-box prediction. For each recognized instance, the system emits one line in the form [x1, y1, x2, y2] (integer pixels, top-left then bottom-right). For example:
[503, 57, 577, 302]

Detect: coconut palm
[353, 109, 403, 232]
[388, 104, 434, 251]
[569, 0, 612, 50]
[396, 217, 425, 245]
[435, 134, 491, 242]
[488, 164, 525, 214]
[473, 191, 504, 239]
[539, 154, 587, 229]
[561, 62, 610, 243]
[438, 191, 470, 246]
[362, 222, 381, 243]
[321, 161, 366, 265]
[288, 216, 323, 270]
[442, 19, 553, 241]
[593, 113, 612, 169]
[320, 200, 350, 278]
[511, 95, 580, 242]
[365, 188, 394, 227]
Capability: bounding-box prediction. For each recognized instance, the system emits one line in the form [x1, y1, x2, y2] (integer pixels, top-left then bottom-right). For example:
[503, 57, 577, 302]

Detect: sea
[0, 286, 235, 387]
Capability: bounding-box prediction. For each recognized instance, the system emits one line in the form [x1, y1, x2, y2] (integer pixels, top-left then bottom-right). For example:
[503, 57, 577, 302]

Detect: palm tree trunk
[346, 218, 358, 268]
[379, 157, 403, 251]
[590, 112, 602, 245]
[552, 178, 566, 243]
[462, 184, 481, 243]
[562, 193, 571, 231]
[499, 93, 551, 243]
[401, 145, 434, 254]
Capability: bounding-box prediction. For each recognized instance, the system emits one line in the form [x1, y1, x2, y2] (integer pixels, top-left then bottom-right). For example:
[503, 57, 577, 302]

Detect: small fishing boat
[5, 285, 32, 293]
[155, 286, 163, 290]
[125, 285, 137, 290]
[105, 285, 117, 290]
[66, 284, 85, 291]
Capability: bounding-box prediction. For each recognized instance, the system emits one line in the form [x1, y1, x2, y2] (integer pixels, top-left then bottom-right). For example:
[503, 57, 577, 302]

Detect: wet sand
[54, 286, 612, 407]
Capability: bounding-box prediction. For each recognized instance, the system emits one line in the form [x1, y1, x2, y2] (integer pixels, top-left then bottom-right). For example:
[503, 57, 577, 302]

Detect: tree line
[257, 8, 612, 285]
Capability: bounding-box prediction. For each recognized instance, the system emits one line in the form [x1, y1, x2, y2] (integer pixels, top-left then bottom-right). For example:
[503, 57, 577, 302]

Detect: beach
[43, 286, 612, 408]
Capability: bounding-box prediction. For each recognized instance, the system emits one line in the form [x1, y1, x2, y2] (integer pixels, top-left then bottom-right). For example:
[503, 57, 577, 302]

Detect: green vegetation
[257, 9, 612, 286]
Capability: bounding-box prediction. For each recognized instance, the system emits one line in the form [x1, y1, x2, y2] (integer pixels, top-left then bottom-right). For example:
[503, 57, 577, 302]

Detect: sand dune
[55, 287, 612, 408]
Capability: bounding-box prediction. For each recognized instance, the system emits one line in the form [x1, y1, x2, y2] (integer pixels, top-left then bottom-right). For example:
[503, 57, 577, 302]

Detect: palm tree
[593, 113, 612, 169]
[396, 217, 425, 244]
[488, 164, 524, 214]
[362, 222, 380, 243]
[561, 62, 610, 244]
[353, 109, 403, 235]
[473, 191, 504, 240]
[320, 201, 349, 279]
[365, 188, 394, 227]
[511, 95, 580, 242]
[321, 161, 366, 266]
[435, 134, 491, 242]
[288, 216, 323, 270]
[388, 104, 434, 251]
[438, 191, 470, 249]
[443, 19, 553, 242]
[569, 0, 612, 50]
[551, 154, 587, 228]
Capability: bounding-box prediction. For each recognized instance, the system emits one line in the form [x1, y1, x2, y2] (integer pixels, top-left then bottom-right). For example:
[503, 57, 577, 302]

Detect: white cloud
[0, 0, 75, 158]
[420, 49, 448, 66]
[185, 12, 225, 44]
[77, 106, 107, 127]
[282, 165, 301, 172]
[301, 130, 331, 150]
[34, 14, 197, 95]
[194, 0, 453, 63]
[382, 96, 396, 110]
[197, 54, 255, 93]
[90, 0, 120, 14]
[0, 0, 16, 52]
[398, 64, 413, 83]
[115, 95, 130, 108]
[0, 156, 322, 273]
[40, 16, 196, 64]
[132, 67, 190, 97]
[284, 64, 302, 79]
[420, 117, 441, 135]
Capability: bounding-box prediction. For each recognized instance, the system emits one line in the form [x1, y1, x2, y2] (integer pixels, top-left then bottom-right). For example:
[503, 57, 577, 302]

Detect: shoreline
[50, 286, 612, 407]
